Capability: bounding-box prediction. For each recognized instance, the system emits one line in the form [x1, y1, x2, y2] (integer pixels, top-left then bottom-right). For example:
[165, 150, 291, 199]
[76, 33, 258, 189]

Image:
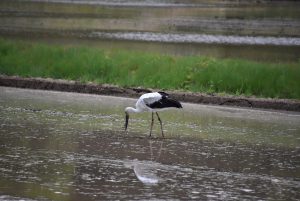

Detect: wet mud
[1, 75, 300, 112]
[0, 86, 299, 200]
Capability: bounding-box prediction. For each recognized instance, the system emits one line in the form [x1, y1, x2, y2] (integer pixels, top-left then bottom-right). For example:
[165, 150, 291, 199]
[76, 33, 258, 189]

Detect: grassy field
[0, 38, 299, 99]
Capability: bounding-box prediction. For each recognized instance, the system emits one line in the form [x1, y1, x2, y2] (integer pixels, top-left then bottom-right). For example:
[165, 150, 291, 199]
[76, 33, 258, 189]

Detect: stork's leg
[149, 112, 154, 137]
[156, 112, 164, 138]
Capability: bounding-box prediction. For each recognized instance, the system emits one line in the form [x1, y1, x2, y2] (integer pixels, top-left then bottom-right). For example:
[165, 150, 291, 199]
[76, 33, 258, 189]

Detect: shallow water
[1, 0, 300, 61]
[0, 87, 300, 200]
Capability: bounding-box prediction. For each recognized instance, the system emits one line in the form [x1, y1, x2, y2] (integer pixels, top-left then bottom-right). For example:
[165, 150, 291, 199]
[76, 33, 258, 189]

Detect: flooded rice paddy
[1, 0, 300, 61]
[0, 87, 300, 200]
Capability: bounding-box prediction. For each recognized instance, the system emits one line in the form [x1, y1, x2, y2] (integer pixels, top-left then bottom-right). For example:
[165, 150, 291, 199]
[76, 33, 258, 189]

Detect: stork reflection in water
[124, 140, 164, 185]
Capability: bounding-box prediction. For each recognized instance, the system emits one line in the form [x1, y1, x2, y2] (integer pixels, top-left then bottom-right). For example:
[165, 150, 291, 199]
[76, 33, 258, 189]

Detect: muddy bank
[0, 75, 299, 112]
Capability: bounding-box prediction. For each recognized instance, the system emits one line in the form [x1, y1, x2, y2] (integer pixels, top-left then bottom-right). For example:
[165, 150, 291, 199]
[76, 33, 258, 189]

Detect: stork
[124, 92, 182, 138]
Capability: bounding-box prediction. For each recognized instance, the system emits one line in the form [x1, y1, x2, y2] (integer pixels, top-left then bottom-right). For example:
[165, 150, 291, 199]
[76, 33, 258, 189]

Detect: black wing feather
[158, 91, 169, 97]
[147, 95, 182, 109]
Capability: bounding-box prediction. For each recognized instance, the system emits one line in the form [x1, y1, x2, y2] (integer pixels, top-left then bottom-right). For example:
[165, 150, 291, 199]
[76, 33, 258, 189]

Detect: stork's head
[124, 107, 131, 131]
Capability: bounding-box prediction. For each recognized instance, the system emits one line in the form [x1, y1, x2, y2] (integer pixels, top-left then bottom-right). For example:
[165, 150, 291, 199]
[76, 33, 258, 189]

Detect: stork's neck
[125, 107, 141, 113]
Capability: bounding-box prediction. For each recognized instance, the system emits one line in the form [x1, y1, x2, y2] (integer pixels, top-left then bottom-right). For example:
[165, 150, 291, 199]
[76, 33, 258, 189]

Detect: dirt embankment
[1, 75, 300, 112]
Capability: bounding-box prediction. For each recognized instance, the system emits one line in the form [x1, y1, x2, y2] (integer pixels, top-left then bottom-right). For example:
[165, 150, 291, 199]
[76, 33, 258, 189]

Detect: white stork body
[125, 92, 182, 138]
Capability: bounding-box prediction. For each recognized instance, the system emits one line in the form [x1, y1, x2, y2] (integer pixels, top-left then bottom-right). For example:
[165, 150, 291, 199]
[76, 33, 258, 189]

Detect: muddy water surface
[0, 87, 300, 200]
[0, 0, 300, 61]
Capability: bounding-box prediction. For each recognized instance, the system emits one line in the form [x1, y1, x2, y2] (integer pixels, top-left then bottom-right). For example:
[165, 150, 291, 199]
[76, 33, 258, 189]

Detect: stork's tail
[167, 98, 182, 109]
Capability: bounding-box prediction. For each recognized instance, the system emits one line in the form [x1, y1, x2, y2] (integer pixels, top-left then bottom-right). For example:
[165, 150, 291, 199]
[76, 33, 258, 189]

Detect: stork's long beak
[125, 113, 129, 131]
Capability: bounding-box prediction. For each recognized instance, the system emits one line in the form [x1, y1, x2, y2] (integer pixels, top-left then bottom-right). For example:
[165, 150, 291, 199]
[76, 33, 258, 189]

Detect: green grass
[0, 38, 299, 99]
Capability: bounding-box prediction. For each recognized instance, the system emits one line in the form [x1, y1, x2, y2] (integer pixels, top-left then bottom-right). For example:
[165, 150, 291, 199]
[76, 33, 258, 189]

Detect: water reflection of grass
[0, 38, 299, 99]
